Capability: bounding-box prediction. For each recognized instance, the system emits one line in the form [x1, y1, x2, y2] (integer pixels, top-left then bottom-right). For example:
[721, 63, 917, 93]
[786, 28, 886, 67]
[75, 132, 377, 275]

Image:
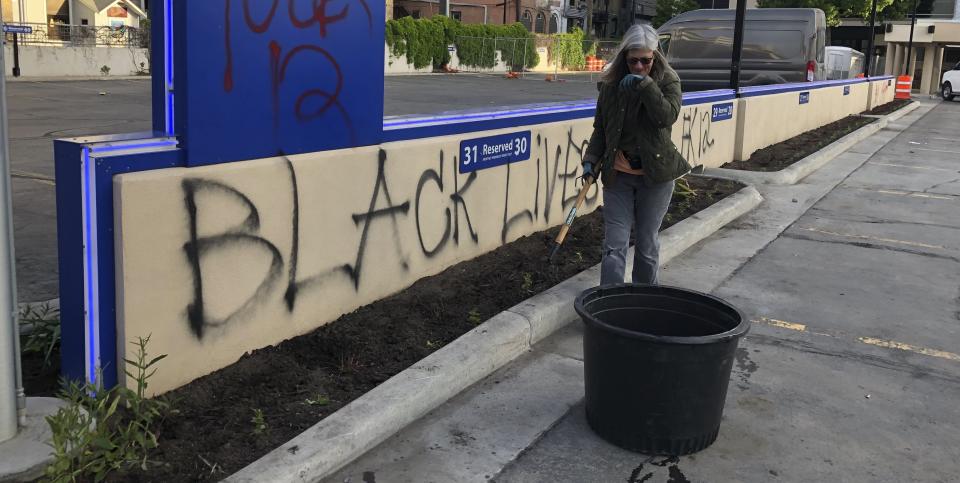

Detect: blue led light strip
[81, 147, 100, 385]
[78, 138, 177, 387]
[164, 0, 174, 136]
[89, 140, 179, 154]
[384, 102, 596, 130]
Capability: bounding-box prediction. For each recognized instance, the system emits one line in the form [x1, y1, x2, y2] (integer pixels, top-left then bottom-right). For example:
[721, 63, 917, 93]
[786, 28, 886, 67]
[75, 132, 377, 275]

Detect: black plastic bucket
[575, 284, 749, 455]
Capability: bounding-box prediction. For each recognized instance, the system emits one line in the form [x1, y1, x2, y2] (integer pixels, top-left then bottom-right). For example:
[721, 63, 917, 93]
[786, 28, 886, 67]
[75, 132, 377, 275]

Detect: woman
[581, 23, 690, 286]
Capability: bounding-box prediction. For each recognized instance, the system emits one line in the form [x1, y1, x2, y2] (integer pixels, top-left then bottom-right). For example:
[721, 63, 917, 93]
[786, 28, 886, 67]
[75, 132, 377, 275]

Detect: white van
[824, 46, 865, 80]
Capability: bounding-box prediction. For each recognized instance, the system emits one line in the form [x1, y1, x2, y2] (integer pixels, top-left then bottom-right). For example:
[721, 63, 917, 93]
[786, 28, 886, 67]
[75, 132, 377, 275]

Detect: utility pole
[904, 0, 919, 75]
[0, 12, 25, 445]
[729, 0, 747, 93]
[585, 0, 593, 36]
[864, 0, 879, 77]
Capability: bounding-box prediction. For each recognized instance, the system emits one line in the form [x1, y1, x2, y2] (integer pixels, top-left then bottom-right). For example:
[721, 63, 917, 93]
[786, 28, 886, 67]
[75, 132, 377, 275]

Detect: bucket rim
[574, 283, 750, 344]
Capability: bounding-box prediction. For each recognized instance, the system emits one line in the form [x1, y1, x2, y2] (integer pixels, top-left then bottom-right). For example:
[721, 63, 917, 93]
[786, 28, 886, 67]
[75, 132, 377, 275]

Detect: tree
[653, 0, 700, 28]
[757, 0, 914, 26]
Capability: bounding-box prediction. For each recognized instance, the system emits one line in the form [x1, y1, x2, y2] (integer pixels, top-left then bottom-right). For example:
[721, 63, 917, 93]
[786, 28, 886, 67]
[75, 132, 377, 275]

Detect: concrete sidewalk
[331, 100, 960, 482]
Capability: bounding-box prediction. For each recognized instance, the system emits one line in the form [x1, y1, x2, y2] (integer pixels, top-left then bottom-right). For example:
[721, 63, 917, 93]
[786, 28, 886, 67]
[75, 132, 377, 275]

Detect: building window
[535, 12, 545, 33]
[411, 10, 421, 19]
[521, 11, 533, 30]
[549, 14, 558, 34]
[451, 10, 462, 21]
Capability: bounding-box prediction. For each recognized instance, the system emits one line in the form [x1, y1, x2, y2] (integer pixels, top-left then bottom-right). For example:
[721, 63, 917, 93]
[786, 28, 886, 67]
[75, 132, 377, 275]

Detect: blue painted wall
[165, 0, 385, 166]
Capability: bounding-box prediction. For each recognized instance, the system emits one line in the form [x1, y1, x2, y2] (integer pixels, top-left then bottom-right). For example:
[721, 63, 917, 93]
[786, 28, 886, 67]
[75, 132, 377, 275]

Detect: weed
[100, 64, 111, 76]
[44, 335, 173, 481]
[19, 303, 60, 367]
[675, 178, 697, 199]
[304, 395, 331, 407]
[467, 308, 482, 324]
[425, 340, 440, 349]
[251, 409, 267, 435]
[521, 272, 534, 292]
[574, 251, 584, 263]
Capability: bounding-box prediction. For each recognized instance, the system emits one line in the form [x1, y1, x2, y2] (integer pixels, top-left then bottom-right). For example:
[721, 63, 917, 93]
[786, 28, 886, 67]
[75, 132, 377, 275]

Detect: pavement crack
[781, 232, 960, 263]
[746, 333, 960, 385]
[925, 177, 960, 193]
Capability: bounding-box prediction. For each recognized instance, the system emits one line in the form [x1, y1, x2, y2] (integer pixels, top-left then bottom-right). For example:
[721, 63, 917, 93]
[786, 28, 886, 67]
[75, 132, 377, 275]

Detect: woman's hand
[619, 73, 646, 90]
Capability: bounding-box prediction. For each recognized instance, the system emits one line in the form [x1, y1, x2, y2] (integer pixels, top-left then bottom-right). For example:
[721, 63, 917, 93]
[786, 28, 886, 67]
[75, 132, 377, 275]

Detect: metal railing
[2, 22, 149, 48]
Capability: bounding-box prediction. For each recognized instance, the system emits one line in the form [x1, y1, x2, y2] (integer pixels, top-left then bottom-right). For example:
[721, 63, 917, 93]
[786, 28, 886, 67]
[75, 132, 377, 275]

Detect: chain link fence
[2, 23, 149, 48]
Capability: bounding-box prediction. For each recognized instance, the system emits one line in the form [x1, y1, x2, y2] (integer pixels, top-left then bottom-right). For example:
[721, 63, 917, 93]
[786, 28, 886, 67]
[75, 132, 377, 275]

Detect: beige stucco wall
[3, 44, 148, 76]
[112, 97, 743, 395]
[670, 100, 738, 170]
[735, 83, 870, 161]
[867, 78, 896, 111]
[885, 23, 936, 44]
[115, 120, 599, 395]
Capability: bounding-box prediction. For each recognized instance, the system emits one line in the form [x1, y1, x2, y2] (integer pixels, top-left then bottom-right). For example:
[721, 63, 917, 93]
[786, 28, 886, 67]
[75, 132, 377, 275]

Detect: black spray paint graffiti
[680, 106, 715, 166]
[415, 151, 479, 257]
[181, 129, 592, 339]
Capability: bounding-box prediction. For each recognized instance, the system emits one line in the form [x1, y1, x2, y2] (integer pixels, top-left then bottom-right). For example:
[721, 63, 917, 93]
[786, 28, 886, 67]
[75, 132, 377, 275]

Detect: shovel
[548, 174, 595, 263]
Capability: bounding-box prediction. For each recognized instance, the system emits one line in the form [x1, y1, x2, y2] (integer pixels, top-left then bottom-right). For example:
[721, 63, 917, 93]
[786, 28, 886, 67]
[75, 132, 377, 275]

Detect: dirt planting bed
[25, 176, 743, 482]
[721, 115, 876, 172]
[865, 98, 913, 116]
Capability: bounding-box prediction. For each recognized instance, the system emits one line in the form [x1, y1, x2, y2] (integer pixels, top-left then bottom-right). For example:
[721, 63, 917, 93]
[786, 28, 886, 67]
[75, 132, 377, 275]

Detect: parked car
[942, 61, 960, 101]
[657, 8, 828, 92]
[824, 46, 865, 80]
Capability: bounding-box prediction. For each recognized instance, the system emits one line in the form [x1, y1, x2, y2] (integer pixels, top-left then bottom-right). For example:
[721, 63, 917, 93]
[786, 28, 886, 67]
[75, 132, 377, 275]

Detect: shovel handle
[550, 176, 594, 260]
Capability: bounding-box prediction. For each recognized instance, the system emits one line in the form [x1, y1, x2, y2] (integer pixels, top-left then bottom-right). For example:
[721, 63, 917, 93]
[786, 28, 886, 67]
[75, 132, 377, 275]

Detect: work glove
[619, 73, 645, 90]
[582, 162, 596, 182]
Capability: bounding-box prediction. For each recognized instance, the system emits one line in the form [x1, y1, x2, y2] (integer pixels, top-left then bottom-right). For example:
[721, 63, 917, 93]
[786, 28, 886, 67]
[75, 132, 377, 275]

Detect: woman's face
[625, 48, 655, 76]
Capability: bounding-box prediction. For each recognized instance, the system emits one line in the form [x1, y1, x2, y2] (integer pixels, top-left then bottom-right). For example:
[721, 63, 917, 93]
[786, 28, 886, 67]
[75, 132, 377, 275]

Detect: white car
[942, 61, 960, 101]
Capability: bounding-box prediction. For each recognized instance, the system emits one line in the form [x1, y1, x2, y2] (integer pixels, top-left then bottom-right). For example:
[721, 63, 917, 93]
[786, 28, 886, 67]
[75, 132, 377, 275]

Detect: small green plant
[574, 251, 584, 263]
[251, 409, 267, 435]
[521, 272, 534, 292]
[467, 308, 482, 324]
[675, 178, 697, 199]
[44, 335, 172, 481]
[20, 303, 61, 367]
[305, 394, 331, 407]
[100, 64, 111, 76]
[425, 340, 440, 349]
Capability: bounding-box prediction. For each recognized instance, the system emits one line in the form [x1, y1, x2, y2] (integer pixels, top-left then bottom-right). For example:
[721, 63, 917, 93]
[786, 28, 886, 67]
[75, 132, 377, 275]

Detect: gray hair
[600, 23, 669, 85]
[620, 23, 660, 52]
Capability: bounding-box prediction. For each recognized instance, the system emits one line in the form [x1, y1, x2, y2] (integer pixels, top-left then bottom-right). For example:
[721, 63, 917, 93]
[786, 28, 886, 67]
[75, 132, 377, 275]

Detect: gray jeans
[600, 173, 674, 286]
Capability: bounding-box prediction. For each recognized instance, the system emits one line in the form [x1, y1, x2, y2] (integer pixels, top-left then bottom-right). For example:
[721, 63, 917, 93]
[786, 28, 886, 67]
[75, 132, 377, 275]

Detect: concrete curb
[0, 397, 68, 483]
[5, 76, 149, 82]
[704, 101, 921, 186]
[226, 182, 763, 483]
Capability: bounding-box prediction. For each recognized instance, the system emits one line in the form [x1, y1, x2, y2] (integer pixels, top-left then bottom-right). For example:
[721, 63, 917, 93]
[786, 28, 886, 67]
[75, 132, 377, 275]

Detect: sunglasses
[627, 56, 654, 66]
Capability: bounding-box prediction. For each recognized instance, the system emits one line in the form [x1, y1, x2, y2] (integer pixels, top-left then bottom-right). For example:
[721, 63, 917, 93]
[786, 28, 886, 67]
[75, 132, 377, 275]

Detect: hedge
[385, 16, 539, 70]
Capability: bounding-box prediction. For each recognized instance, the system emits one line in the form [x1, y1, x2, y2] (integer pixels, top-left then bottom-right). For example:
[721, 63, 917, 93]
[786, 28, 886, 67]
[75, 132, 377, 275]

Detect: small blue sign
[711, 102, 734, 122]
[2, 24, 32, 34]
[843, 85, 851, 96]
[460, 131, 532, 173]
[799, 92, 810, 104]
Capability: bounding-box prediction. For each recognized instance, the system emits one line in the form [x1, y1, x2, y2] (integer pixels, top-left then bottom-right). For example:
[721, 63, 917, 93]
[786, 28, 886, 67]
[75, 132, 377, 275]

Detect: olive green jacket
[583, 67, 690, 185]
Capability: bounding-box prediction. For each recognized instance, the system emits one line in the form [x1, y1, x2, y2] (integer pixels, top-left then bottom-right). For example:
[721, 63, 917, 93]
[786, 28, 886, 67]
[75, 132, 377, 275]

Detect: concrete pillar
[908, 46, 919, 79]
[920, 44, 936, 94]
[931, 45, 945, 94]
[884, 43, 895, 75]
[892, 43, 904, 76]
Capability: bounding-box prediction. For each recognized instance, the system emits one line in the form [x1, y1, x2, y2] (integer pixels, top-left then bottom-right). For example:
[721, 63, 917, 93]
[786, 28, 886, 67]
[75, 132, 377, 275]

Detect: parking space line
[800, 227, 945, 250]
[872, 189, 957, 201]
[754, 318, 960, 363]
[914, 147, 960, 155]
[868, 162, 958, 172]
